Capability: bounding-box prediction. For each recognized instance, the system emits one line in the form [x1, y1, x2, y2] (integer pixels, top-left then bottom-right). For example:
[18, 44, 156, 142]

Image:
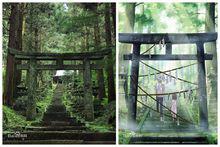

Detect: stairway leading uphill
[129, 107, 208, 144]
[3, 84, 115, 144]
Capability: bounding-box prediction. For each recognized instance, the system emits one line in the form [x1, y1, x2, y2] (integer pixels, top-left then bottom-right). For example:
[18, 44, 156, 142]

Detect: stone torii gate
[8, 48, 112, 121]
[119, 32, 217, 131]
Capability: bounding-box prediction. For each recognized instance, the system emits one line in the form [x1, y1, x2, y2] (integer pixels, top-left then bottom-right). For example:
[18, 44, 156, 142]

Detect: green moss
[86, 123, 113, 132]
[3, 84, 55, 130]
[34, 84, 55, 123]
[202, 132, 217, 144]
[62, 86, 115, 133]
[3, 105, 31, 131]
[119, 130, 134, 144]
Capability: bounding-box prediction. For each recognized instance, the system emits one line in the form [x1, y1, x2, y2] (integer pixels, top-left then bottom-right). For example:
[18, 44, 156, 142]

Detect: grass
[119, 130, 134, 144]
[3, 105, 32, 132]
[62, 86, 115, 132]
[86, 123, 114, 132]
[34, 84, 55, 123]
[3, 84, 56, 131]
[119, 129, 217, 144]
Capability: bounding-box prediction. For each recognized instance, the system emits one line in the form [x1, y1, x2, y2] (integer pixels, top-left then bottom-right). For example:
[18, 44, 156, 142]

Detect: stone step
[51, 101, 64, 105]
[140, 128, 199, 133]
[42, 121, 71, 126]
[4, 140, 84, 144]
[129, 136, 208, 144]
[43, 112, 70, 121]
[83, 141, 115, 144]
[46, 105, 66, 113]
[42, 120, 83, 126]
[3, 140, 116, 144]
[26, 126, 86, 131]
[142, 122, 196, 129]
[51, 99, 63, 103]
[3, 132, 116, 141]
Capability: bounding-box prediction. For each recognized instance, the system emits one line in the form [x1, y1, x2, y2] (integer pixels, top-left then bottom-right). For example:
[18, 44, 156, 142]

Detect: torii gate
[119, 32, 217, 131]
[8, 48, 112, 121]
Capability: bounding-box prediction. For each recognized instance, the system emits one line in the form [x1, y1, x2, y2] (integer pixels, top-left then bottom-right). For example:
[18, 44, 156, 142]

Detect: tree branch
[135, 2, 143, 7]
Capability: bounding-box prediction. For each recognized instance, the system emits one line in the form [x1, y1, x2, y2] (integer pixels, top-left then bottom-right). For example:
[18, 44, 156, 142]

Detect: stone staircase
[129, 107, 209, 144]
[42, 84, 82, 126]
[129, 136, 209, 144]
[3, 84, 115, 144]
[139, 109, 197, 133]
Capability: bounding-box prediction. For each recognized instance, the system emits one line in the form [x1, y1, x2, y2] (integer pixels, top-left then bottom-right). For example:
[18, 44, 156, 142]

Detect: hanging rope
[141, 44, 156, 55]
[140, 36, 166, 55]
[130, 75, 196, 125]
[137, 88, 198, 96]
[119, 88, 197, 97]
[139, 62, 197, 77]
[140, 61, 198, 85]
[137, 99, 181, 123]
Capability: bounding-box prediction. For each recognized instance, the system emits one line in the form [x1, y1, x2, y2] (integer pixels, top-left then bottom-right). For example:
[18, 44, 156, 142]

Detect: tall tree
[92, 4, 106, 99]
[119, 3, 136, 94]
[15, 3, 25, 87]
[111, 3, 116, 39]
[205, 3, 217, 127]
[4, 3, 19, 106]
[120, 3, 136, 71]
[105, 3, 115, 102]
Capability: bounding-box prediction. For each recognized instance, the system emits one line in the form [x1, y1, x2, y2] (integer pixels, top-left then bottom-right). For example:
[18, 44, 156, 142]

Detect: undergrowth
[62, 87, 115, 132]
[3, 84, 55, 131]
[3, 105, 31, 132]
[34, 84, 55, 123]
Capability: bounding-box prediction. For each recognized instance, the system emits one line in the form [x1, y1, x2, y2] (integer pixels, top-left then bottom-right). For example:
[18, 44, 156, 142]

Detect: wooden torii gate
[119, 32, 217, 131]
[8, 48, 112, 121]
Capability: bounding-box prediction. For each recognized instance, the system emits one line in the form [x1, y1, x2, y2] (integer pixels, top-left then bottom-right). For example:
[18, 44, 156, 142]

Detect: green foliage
[204, 132, 218, 144]
[135, 12, 153, 26]
[62, 83, 115, 132]
[101, 97, 109, 106]
[3, 105, 31, 131]
[87, 100, 115, 132]
[119, 130, 134, 144]
[86, 123, 113, 132]
[62, 89, 86, 123]
[35, 84, 55, 122]
[13, 96, 28, 111]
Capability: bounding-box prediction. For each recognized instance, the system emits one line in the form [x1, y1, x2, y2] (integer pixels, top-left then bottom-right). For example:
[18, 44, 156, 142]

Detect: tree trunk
[119, 3, 136, 108]
[14, 3, 24, 94]
[137, 4, 144, 33]
[4, 3, 19, 106]
[34, 27, 39, 51]
[25, 4, 34, 87]
[120, 3, 135, 71]
[105, 3, 115, 102]
[205, 3, 217, 128]
[93, 5, 106, 99]
[97, 69, 106, 99]
[125, 4, 135, 32]
[111, 3, 116, 40]
[85, 26, 89, 51]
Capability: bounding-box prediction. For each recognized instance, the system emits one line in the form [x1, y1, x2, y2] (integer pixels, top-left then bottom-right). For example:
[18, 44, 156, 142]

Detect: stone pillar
[128, 43, 140, 130]
[83, 59, 94, 121]
[197, 42, 208, 130]
[26, 58, 37, 121]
